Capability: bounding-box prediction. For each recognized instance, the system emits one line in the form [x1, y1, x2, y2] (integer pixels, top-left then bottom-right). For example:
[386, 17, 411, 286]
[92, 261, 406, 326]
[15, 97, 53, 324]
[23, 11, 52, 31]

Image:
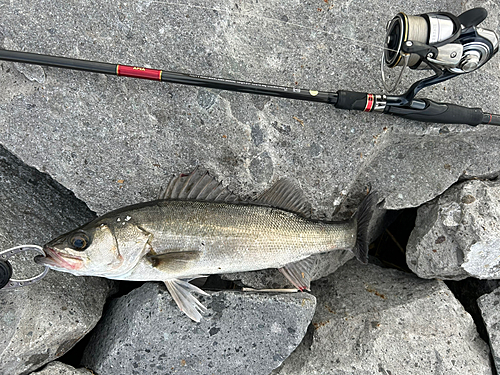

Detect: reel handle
[458, 8, 487, 28]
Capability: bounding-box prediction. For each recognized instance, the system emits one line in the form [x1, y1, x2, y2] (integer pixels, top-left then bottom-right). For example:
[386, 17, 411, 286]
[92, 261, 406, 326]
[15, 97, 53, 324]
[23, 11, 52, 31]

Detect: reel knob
[460, 53, 480, 72]
[0, 260, 13, 289]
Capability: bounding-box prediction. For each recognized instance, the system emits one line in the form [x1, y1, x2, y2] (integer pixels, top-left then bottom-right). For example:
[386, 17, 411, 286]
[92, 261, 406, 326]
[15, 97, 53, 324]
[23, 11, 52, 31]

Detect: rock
[351, 130, 500, 210]
[273, 259, 492, 375]
[446, 278, 500, 343]
[406, 179, 500, 280]
[0, 145, 114, 375]
[81, 283, 316, 375]
[30, 361, 92, 375]
[0, 0, 499, 220]
[478, 287, 500, 374]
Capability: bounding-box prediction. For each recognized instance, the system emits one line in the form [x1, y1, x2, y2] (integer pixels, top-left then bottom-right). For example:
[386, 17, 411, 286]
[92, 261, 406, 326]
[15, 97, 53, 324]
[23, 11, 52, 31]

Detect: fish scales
[117, 200, 356, 277]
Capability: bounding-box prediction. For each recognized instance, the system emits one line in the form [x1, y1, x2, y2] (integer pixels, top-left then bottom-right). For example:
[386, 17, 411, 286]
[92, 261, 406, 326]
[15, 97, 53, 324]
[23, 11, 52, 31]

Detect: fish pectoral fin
[279, 257, 317, 292]
[164, 278, 209, 322]
[147, 251, 201, 272]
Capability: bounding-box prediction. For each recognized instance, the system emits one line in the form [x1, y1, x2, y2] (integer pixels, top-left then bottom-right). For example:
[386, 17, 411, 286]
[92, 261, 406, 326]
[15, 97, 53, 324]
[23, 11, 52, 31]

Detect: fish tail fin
[352, 192, 376, 264]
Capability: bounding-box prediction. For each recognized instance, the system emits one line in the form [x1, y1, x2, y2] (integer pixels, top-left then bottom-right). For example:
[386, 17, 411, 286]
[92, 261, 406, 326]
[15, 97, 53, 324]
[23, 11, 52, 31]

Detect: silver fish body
[90, 200, 357, 280]
[37, 169, 374, 321]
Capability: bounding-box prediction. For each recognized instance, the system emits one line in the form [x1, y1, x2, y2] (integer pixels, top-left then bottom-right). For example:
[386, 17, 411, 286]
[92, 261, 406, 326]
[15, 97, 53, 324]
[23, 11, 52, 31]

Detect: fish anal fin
[279, 257, 316, 291]
[158, 168, 240, 203]
[164, 279, 209, 322]
[255, 179, 312, 218]
[147, 251, 201, 273]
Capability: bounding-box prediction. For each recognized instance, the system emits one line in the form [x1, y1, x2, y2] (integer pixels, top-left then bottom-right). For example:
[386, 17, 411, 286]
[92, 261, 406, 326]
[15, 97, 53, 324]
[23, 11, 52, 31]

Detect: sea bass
[36, 169, 375, 321]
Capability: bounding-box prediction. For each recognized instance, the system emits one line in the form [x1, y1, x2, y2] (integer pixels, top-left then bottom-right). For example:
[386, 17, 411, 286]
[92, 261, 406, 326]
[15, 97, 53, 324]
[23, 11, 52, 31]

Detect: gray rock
[274, 260, 492, 375]
[30, 362, 92, 375]
[0, 145, 114, 375]
[352, 130, 500, 210]
[446, 278, 500, 344]
[0, 0, 498, 221]
[406, 179, 500, 280]
[478, 287, 500, 374]
[81, 283, 316, 375]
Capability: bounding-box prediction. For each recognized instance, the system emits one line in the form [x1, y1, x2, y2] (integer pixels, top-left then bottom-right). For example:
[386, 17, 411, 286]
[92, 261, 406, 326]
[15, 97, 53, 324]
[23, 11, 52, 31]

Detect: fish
[35, 169, 375, 322]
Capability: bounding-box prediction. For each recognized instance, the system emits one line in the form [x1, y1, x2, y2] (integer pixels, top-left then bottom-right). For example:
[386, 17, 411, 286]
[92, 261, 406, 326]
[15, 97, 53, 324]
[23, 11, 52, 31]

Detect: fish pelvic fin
[164, 278, 209, 322]
[352, 192, 377, 264]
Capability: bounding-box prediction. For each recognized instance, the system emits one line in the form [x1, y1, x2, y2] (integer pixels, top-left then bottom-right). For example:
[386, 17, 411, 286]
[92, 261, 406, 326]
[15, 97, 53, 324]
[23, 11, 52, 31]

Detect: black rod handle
[386, 99, 499, 126]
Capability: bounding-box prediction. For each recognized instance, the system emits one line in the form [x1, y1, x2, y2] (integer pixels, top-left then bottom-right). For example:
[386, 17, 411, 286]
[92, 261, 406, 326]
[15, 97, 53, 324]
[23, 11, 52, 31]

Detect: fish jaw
[35, 246, 84, 271]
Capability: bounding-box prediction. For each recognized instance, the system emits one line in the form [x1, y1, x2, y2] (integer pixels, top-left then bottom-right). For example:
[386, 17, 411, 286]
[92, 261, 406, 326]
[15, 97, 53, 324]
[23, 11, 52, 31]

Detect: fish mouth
[34, 246, 84, 270]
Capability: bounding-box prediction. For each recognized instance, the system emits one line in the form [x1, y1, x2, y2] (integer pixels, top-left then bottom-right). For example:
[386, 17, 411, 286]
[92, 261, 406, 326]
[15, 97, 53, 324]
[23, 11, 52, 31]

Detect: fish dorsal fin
[255, 179, 312, 218]
[159, 168, 240, 203]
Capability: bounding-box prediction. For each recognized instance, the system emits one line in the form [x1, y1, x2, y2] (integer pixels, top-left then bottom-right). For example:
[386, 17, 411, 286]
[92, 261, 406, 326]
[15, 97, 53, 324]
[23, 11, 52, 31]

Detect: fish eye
[70, 233, 90, 251]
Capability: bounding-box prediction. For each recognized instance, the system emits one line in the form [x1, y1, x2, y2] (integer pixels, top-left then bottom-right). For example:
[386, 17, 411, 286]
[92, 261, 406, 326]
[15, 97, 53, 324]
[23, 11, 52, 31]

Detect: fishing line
[149, 0, 400, 54]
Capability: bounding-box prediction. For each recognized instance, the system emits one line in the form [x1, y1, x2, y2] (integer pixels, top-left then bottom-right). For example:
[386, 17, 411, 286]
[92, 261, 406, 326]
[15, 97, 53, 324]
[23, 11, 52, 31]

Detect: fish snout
[35, 246, 84, 270]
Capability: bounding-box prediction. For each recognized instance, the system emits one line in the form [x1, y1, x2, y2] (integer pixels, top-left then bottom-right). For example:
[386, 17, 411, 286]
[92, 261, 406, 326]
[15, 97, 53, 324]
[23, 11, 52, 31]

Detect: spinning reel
[382, 7, 498, 101]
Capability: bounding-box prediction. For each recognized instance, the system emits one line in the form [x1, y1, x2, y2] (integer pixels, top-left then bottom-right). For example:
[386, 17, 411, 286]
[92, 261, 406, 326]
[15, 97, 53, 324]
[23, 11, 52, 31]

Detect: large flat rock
[81, 283, 316, 375]
[0, 0, 499, 221]
[0, 145, 113, 375]
[273, 260, 492, 375]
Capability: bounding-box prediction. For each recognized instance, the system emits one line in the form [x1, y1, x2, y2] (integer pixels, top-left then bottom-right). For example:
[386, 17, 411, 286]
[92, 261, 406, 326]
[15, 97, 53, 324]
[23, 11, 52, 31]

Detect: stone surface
[446, 278, 500, 343]
[31, 362, 92, 375]
[0, 0, 498, 223]
[0, 145, 114, 375]
[406, 179, 500, 280]
[273, 259, 492, 375]
[478, 287, 500, 374]
[81, 282, 316, 375]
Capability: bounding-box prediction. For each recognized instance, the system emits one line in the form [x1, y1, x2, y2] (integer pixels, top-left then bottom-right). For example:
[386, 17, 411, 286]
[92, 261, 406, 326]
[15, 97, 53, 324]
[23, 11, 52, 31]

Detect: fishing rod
[0, 8, 499, 128]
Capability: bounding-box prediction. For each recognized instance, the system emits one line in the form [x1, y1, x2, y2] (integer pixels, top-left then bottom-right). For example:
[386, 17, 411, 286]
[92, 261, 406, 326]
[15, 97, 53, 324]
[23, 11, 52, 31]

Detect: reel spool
[382, 7, 498, 92]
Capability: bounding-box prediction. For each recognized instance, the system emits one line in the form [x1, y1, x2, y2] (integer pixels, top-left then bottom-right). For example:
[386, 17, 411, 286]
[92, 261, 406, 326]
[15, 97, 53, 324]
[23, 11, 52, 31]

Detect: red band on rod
[364, 94, 374, 112]
[117, 65, 162, 81]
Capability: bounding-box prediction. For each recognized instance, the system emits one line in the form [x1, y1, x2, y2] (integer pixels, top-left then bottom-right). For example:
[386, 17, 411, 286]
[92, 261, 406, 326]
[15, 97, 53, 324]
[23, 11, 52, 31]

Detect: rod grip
[386, 99, 485, 126]
[334, 90, 369, 111]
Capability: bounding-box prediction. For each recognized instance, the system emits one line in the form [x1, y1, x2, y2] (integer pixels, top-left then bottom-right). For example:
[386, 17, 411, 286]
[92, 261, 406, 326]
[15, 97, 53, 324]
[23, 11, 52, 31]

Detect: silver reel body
[382, 8, 498, 92]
